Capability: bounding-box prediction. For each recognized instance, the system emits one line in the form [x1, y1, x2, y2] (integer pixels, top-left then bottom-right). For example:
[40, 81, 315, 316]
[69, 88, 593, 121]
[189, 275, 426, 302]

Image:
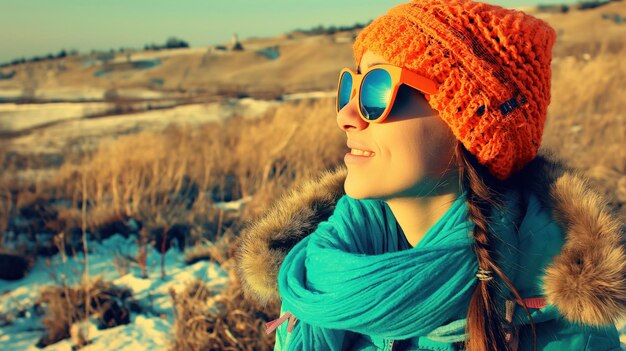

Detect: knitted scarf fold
[277, 191, 480, 350]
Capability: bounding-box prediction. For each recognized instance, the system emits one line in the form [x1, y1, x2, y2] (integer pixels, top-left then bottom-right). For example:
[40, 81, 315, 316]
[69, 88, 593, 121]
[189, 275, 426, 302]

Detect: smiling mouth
[350, 149, 375, 157]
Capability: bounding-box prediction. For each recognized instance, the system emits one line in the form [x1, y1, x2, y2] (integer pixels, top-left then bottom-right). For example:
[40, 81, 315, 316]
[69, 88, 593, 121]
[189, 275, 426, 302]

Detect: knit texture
[352, 0, 557, 180]
[274, 189, 569, 350]
[277, 191, 478, 350]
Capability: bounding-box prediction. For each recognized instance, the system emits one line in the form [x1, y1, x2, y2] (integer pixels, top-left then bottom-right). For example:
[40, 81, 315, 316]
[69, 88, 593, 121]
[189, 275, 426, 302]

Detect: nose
[336, 95, 369, 132]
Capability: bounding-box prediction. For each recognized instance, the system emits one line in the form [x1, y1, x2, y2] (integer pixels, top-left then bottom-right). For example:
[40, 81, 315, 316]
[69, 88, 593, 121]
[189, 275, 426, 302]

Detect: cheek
[345, 121, 456, 199]
[385, 121, 455, 175]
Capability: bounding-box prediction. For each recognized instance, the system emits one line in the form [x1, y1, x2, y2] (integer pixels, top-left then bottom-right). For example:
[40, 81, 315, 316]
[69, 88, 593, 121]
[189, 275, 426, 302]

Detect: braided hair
[454, 141, 538, 351]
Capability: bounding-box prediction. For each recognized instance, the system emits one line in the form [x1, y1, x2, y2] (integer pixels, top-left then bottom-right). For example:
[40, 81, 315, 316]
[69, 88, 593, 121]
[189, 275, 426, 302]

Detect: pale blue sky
[0, 0, 579, 64]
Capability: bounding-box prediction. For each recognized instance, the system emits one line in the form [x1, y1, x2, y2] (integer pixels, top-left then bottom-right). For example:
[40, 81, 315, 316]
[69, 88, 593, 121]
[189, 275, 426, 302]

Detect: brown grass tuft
[36, 277, 136, 348]
[184, 227, 236, 265]
[170, 258, 279, 351]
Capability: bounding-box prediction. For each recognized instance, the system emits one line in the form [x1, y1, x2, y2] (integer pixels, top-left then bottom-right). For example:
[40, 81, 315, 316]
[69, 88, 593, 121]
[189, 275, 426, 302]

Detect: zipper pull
[287, 314, 298, 332]
[517, 297, 546, 309]
[265, 311, 298, 334]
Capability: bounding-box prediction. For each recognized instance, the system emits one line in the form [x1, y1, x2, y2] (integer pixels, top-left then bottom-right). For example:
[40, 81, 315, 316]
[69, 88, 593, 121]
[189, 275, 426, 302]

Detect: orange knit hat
[353, 0, 557, 180]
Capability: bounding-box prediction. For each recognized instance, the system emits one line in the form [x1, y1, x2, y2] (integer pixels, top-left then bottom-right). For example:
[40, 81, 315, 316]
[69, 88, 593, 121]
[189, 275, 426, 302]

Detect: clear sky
[0, 0, 580, 64]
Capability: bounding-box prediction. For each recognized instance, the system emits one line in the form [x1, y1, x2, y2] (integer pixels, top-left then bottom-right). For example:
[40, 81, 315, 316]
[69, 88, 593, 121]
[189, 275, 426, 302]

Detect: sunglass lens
[338, 72, 352, 111]
[360, 68, 392, 120]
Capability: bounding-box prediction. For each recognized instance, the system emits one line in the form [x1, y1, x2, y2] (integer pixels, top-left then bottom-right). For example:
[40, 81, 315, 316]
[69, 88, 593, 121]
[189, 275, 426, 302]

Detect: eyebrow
[357, 62, 383, 74]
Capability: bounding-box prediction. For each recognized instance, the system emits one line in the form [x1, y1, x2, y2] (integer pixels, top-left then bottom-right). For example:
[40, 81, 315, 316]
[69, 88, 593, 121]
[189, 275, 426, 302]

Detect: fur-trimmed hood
[234, 149, 626, 327]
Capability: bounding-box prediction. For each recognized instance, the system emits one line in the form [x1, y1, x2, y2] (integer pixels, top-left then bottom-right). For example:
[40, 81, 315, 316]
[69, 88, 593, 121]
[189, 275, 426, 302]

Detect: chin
[344, 173, 364, 199]
[344, 173, 383, 200]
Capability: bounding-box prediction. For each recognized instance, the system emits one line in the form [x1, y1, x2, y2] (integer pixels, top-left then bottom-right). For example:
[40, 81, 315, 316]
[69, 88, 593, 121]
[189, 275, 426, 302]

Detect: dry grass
[169, 258, 279, 351]
[184, 227, 236, 265]
[55, 128, 209, 221]
[0, 181, 11, 248]
[48, 97, 342, 238]
[230, 97, 344, 221]
[0, 204, 9, 246]
[36, 277, 135, 348]
[544, 39, 626, 218]
[0, 141, 18, 249]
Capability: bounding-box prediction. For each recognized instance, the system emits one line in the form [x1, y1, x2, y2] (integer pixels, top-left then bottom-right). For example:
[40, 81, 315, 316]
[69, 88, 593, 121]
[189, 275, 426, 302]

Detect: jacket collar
[234, 148, 626, 326]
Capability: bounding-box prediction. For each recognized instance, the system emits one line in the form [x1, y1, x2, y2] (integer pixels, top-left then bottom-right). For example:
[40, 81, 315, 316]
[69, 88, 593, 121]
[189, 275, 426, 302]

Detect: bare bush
[170, 258, 279, 351]
[36, 277, 136, 348]
[50, 97, 342, 249]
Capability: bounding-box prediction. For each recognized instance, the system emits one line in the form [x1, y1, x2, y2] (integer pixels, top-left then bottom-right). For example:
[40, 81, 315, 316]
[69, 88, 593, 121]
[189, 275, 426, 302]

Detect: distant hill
[0, 0, 623, 102]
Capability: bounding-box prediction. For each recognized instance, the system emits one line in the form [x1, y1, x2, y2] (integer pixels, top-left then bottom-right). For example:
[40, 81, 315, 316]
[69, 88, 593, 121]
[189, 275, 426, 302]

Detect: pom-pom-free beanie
[353, 0, 557, 180]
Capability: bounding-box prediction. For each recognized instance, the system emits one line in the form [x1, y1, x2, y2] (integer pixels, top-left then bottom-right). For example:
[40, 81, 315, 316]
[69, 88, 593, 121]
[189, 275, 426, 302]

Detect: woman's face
[337, 50, 459, 201]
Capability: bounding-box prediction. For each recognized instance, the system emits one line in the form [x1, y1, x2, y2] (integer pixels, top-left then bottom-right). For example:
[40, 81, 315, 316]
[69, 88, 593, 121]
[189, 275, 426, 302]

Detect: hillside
[0, 1, 622, 102]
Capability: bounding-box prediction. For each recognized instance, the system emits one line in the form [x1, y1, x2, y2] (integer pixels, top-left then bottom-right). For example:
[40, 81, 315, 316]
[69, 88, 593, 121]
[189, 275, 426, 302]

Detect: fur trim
[514, 149, 626, 325]
[234, 148, 626, 325]
[234, 166, 347, 306]
[541, 166, 626, 325]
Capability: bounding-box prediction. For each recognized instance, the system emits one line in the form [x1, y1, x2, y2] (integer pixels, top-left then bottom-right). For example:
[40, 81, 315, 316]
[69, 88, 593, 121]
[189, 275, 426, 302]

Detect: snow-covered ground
[0, 234, 230, 351]
[0, 102, 115, 131]
[281, 90, 334, 101]
[3, 96, 284, 154]
[0, 88, 176, 103]
[1, 235, 625, 350]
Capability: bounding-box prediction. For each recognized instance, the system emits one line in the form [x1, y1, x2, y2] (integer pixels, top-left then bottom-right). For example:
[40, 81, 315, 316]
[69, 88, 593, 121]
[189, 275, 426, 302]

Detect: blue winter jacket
[236, 152, 626, 350]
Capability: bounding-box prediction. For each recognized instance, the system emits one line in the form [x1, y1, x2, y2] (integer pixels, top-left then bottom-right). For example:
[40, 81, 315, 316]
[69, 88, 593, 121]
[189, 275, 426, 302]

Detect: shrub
[145, 37, 190, 51]
[170, 260, 279, 351]
[36, 278, 137, 348]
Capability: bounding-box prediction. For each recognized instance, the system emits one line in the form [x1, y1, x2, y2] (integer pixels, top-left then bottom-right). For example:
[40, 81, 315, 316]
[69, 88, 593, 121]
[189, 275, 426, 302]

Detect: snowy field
[1, 96, 285, 154]
[0, 234, 230, 351]
[2, 231, 624, 350]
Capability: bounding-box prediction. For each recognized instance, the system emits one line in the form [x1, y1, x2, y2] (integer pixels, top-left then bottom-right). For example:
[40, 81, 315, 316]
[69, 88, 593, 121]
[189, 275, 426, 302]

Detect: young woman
[236, 0, 626, 350]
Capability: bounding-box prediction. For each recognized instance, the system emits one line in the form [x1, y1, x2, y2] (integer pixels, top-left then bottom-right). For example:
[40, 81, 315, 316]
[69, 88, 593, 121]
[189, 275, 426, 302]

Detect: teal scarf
[277, 190, 480, 350]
